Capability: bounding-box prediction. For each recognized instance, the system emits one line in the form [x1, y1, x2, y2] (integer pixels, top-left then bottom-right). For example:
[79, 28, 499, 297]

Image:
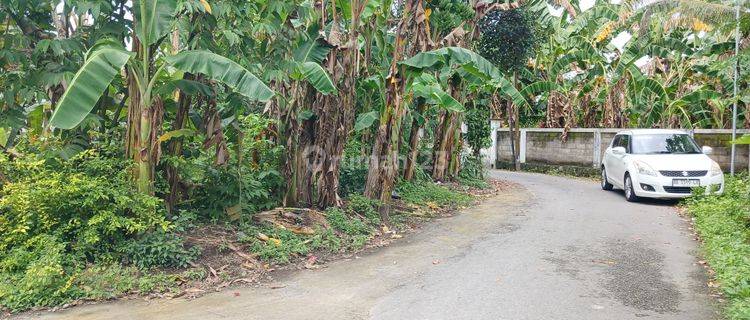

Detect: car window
[619, 135, 631, 153]
[611, 135, 621, 148]
[631, 134, 701, 154]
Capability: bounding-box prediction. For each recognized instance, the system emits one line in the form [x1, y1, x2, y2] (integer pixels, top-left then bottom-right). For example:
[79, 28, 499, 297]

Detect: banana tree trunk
[364, 0, 426, 220]
[403, 99, 426, 181]
[124, 33, 163, 195]
[165, 74, 197, 210]
[283, 1, 364, 209]
[432, 111, 452, 181]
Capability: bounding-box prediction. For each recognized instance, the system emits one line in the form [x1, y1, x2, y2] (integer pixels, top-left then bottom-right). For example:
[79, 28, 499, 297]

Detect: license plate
[672, 179, 700, 187]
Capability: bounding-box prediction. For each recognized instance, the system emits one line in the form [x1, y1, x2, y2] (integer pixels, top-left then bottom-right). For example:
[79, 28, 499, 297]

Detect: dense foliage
[685, 176, 750, 319]
[1, 0, 749, 313]
[478, 8, 538, 71]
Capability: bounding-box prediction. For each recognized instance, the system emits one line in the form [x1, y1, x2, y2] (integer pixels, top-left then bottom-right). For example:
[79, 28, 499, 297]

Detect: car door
[603, 135, 620, 182]
[609, 134, 630, 187]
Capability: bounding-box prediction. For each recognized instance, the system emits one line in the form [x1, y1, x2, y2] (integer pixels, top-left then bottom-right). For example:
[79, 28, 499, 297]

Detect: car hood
[630, 154, 714, 170]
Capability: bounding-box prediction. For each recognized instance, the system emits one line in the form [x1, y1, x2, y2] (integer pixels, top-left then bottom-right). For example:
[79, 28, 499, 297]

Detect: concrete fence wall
[487, 124, 750, 172]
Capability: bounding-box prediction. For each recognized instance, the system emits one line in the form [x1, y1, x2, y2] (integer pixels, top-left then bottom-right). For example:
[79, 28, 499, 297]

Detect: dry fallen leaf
[305, 255, 318, 269]
[185, 288, 205, 294]
[289, 226, 315, 235]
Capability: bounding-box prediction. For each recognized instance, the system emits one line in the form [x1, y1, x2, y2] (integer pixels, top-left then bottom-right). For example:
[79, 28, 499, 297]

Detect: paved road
[27, 171, 717, 320]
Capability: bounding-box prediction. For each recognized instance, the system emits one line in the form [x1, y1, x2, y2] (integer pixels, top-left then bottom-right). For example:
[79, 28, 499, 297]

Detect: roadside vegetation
[684, 175, 750, 319]
[0, 137, 488, 313]
[1, 0, 749, 315]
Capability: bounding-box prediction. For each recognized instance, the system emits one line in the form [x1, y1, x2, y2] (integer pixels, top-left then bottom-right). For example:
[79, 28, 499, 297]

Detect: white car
[601, 129, 724, 201]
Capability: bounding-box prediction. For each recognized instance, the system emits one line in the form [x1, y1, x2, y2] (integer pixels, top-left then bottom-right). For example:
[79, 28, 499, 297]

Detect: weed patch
[684, 175, 750, 319]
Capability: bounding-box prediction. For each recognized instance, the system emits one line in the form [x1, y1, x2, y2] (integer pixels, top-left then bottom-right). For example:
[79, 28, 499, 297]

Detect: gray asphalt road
[25, 171, 717, 320]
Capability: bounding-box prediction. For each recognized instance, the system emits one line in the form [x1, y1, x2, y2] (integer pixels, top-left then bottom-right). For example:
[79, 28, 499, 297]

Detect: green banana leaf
[133, 0, 177, 46]
[402, 47, 529, 109]
[165, 50, 274, 102]
[292, 33, 337, 94]
[0, 127, 9, 148]
[354, 111, 379, 132]
[49, 48, 132, 129]
[293, 36, 331, 64]
[300, 62, 338, 95]
[411, 74, 464, 112]
[521, 81, 560, 98]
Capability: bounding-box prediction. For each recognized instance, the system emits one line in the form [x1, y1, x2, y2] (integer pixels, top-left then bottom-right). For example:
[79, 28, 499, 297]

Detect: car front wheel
[624, 174, 638, 202]
[601, 167, 613, 191]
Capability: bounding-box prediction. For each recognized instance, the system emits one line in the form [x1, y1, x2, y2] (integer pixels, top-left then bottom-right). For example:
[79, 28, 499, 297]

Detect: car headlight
[633, 160, 657, 176]
[710, 161, 723, 177]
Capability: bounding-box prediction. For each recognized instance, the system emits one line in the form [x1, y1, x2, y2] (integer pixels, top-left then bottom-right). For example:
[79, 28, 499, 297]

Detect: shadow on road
[608, 190, 682, 207]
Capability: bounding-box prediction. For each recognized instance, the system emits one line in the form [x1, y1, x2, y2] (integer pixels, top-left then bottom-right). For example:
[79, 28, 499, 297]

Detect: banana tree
[48, 0, 273, 194]
[401, 46, 529, 178]
[363, 0, 422, 215]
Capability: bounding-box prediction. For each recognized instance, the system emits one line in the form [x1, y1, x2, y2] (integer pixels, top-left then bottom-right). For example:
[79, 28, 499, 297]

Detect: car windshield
[631, 134, 702, 154]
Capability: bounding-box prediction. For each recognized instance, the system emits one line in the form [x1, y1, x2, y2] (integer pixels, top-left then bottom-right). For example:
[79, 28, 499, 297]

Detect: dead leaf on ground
[257, 233, 270, 241]
[268, 237, 282, 246]
[225, 204, 242, 221]
[426, 202, 440, 210]
[305, 255, 318, 269]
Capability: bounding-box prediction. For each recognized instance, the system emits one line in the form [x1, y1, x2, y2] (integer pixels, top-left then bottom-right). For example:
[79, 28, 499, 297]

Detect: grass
[396, 180, 474, 208]
[1, 178, 481, 314]
[495, 160, 600, 179]
[683, 175, 750, 319]
[236, 180, 477, 265]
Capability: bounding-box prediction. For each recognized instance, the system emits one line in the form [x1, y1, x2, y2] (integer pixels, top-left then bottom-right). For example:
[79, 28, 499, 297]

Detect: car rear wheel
[601, 167, 613, 191]
[624, 174, 639, 202]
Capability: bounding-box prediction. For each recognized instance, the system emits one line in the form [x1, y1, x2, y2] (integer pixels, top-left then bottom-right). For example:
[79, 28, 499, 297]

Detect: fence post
[593, 129, 601, 168]
[519, 129, 527, 163]
[489, 120, 501, 169]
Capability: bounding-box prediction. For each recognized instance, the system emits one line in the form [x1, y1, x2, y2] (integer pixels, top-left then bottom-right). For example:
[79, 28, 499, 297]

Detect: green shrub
[0, 235, 78, 311]
[684, 175, 750, 320]
[171, 115, 283, 220]
[75, 264, 180, 299]
[340, 139, 369, 196]
[239, 224, 340, 264]
[117, 231, 200, 269]
[396, 180, 473, 207]
[0, 148, 170, 311]
[345, 194, 381, 225]
[0, 150, 169, 256]
[458, 154, 490, 189]
[237, 205, 378, 264]
[326, 208, 371, 236]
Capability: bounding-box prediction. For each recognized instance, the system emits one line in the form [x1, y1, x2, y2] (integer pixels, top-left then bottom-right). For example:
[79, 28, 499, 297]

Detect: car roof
[616, 129, 689, 136]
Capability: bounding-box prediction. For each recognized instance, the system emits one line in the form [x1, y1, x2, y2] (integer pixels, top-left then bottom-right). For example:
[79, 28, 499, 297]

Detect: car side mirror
[612, 146, 626, 155]
[702, 146, 713, 155]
